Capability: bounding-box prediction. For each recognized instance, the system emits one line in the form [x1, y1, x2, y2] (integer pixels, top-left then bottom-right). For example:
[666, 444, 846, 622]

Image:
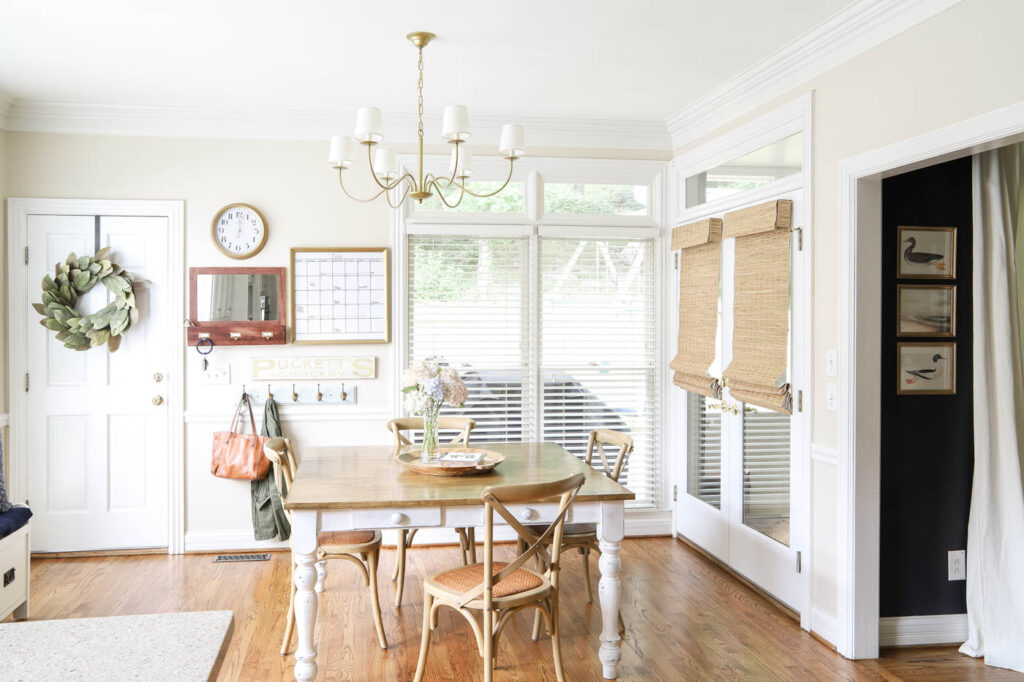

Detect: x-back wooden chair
[413, 472, 586, 682]
[386, 416, 477, 607]
[521, 429, 632, 637]
[264, 437, 388, 653]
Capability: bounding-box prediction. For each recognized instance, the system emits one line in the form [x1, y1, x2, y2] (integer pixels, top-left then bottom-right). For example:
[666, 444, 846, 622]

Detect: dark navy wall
[880, 156, 974, 618]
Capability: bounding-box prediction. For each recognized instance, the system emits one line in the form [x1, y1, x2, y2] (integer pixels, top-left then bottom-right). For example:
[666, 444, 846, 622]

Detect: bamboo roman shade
[670, 217, 722, 399]
[722, 200, 793, 414]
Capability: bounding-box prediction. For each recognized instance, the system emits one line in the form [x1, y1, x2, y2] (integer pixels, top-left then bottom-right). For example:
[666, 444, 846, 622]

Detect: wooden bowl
[396, 446, 505, 477]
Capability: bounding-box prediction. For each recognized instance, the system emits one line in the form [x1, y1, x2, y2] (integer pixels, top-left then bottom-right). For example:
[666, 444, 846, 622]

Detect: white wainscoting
[878, 614, 967, 647]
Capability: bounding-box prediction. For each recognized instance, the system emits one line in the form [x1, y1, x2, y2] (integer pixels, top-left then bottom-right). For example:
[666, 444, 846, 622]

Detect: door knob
[153, 372, 164, 383]
[152, 395, 164, 406]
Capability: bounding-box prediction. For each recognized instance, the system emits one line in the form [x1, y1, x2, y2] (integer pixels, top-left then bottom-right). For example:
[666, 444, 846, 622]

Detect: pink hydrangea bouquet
[402, 359, 468, 461]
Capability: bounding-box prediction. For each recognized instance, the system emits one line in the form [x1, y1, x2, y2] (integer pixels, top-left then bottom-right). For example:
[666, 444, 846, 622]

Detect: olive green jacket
[251, 397, 291, 541]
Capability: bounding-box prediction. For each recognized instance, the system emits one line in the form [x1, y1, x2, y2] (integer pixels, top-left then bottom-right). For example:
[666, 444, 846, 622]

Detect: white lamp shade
[355, 106, 384, 143]
[328, 136, 356, 168]
[374, 147, 399, 181]
[441, 105, 472, 142]
[449, 148, 473, 178]
[499, 123, 525, 157]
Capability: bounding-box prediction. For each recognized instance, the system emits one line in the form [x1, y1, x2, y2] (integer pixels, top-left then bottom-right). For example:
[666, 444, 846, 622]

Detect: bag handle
[227, 394, 257, 435]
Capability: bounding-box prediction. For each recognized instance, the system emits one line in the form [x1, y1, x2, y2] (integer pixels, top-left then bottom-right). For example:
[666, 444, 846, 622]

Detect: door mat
[212, 553, 272, 563]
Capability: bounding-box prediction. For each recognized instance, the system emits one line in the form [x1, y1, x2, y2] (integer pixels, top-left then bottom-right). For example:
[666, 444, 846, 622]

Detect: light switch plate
[826, 383, 838, 411]
[948, 550, 966, 581]
[826, 349, 838, 377]
[200, 361, 231, 385]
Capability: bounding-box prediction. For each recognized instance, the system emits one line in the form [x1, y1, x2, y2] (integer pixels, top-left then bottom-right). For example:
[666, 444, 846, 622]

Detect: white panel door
[25, 214, 170, 552]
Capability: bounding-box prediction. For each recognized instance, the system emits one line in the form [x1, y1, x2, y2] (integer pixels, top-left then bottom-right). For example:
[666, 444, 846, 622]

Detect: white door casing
[7, 199, 185, 554]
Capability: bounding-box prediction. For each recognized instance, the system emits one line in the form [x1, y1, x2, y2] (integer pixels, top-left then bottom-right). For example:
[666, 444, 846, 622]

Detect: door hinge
[796, 550, 802, 573]
[24, 246, 29, 265]
[796, 389, 803, 412]
[792, 227, 803, 251]
[673, 252, 679, 270]
[673, 484, 678, 502]
[24, 373, 29, 392]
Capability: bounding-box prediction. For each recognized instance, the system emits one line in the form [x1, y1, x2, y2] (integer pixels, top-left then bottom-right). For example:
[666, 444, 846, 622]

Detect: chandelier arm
[431, 143, 465, 190]
[459, 158, 516, 198]
[366, 144, 416, 192]
[384, 178, 414, 209]
[430, 179, 466, 208]
[337, 169, 391, 203]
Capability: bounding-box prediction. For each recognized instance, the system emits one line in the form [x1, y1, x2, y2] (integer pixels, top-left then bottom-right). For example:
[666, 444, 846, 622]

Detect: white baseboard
[879, 614, 967, 646]
[811, 606, 838, 646]
[184, 510, 671, 553]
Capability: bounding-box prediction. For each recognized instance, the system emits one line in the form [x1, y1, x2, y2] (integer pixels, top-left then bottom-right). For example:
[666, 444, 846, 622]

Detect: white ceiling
[0, 0, 853, 124]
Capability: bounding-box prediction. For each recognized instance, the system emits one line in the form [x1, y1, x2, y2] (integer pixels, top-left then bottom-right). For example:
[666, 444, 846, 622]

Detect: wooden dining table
[284, 441, 635, 681]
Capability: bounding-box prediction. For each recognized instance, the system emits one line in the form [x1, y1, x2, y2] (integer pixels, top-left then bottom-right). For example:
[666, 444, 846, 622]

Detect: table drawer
[351, 507, 441, 530]
[505, 503, 560, 525]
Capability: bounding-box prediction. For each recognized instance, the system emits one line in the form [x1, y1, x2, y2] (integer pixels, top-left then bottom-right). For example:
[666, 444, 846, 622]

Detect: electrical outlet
[948, 550, 966, 581]
[826, 383, 838, 411]
[825, 349, 838, 377]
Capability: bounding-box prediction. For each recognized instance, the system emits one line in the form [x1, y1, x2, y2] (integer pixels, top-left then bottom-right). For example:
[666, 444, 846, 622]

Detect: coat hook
[340, 382, 348, 401]
[316, 384, 323, 402]
[242, 384, 247, 401]
[292, 384, 298, 402]
[267, 384, 274, 400]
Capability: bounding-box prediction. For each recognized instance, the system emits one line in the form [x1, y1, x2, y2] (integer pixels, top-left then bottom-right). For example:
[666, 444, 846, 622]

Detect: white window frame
[667, 92, 814, 627]
[391, 156, 671, 531]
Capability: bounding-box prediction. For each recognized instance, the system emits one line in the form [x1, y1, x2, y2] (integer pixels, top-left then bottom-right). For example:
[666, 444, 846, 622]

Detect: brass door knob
[152, 395, 164, 406]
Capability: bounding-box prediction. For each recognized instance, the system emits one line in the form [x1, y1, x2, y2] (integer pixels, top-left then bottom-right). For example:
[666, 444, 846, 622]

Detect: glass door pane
[741, 406, 791, 545]
[687, 394, 721, 509]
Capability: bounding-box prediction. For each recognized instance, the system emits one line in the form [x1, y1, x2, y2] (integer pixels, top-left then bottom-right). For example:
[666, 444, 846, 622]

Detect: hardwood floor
[19, 537, 1022, 681]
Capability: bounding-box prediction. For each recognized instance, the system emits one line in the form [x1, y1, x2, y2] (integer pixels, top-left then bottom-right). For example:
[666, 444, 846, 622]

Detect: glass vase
[420, 406, 441, 462]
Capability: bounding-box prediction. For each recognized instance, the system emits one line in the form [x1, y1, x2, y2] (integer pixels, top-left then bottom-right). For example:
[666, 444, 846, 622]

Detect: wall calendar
[290, 247, 391, 344]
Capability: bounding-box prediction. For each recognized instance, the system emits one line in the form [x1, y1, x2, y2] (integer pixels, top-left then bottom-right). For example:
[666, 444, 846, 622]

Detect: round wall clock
[211, 203, 268, 259]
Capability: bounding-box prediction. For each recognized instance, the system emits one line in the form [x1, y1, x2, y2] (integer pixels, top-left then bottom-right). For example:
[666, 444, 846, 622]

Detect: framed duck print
[897, 226, 956, 279]
[897, 284, 956, 337]
[897, 342, 956, 395]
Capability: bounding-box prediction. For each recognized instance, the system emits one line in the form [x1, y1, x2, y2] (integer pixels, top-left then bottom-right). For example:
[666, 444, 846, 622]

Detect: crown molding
[665, 0, 963, 150]
[2, 99, 671, 151]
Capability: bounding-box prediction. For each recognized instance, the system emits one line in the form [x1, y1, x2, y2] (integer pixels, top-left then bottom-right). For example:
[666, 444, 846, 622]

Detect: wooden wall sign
[251, 356, 377, 381]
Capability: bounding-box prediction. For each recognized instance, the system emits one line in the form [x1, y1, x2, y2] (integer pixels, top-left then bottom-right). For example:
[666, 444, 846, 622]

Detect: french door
[675, 189, 803, 609]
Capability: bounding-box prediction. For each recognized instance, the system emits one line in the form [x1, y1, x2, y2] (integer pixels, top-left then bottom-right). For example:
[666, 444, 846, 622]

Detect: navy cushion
[0, 507, 32, 541]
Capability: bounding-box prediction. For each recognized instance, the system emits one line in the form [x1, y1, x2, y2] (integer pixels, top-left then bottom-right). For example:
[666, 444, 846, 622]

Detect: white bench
[0, 517, 29, 622]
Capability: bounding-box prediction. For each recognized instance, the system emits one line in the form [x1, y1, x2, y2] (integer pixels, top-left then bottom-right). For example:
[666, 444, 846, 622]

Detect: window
[416, 181, 526, 214]
[687, 394, 721, 509]
[685, 132, 803, 208]
[403, 159, 663, 508]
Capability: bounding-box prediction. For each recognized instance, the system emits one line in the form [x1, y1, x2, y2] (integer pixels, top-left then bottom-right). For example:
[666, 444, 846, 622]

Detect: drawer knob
[391, 513, 407, 525]
[520, 507, 536, 521]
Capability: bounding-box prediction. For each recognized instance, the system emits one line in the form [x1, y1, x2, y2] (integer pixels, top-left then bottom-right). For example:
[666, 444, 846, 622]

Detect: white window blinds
[407, 235, 531, 442]
[407, 232, 661, 508]
[540, 237, 659, 507]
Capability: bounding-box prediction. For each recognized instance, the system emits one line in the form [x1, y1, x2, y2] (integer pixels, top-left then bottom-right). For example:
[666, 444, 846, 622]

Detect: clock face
[212, 204, 267, 259]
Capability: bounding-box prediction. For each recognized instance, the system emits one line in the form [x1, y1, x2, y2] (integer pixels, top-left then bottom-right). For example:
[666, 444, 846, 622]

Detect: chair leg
[532, 607, 543, 641]
[550, 593, 566, 682]
[467, 527, 477, 564]
[392, 529, 406, 581]
[581, 545, 593, 604]
[413, 591, 434, 682]
[394, 530, 408, 607]
[367, 548, 388, 649]
[483, 608, 494, 682]
[281, 580, 296, 655]
[456, 528, 469, 565]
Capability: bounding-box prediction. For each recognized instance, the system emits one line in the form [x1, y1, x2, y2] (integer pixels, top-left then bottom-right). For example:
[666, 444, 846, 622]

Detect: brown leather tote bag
[211, 395, 271, 480]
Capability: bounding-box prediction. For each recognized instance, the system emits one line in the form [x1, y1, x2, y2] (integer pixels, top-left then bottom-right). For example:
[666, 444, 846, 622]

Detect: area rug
[0, 610, 233, 681]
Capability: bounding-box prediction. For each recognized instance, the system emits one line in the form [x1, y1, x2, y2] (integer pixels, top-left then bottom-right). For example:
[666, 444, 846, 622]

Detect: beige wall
[673, 0, 1024, 626]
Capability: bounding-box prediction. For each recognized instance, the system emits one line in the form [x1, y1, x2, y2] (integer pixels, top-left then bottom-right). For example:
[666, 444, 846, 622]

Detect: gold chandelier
[328, 31, 526, 209]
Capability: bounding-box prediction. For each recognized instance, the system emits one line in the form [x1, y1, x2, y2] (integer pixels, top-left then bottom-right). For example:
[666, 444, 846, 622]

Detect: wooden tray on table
[396, 446, 505, 477]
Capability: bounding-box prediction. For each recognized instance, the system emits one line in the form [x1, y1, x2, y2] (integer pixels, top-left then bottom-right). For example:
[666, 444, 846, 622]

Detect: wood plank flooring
[18, 538, 1022, 681]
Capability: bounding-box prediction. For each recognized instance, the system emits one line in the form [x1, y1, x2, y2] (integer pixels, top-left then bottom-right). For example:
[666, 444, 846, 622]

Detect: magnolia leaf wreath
[32, 247, 141, 352]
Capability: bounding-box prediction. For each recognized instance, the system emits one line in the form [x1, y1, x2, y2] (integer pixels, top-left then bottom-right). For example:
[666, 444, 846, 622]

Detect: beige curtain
[722, 200, 793, 413]
[670, 218, 722, 398]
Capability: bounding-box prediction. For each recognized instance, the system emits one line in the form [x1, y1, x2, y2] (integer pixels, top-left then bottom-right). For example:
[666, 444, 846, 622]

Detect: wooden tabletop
[284, 441, 635, 510]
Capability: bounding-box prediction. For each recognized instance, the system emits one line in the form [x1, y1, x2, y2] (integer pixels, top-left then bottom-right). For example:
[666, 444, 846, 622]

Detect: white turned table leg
[598, 501, 624, 679]
[292, 511, 319, 682]
[315, 560, 326, 593]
